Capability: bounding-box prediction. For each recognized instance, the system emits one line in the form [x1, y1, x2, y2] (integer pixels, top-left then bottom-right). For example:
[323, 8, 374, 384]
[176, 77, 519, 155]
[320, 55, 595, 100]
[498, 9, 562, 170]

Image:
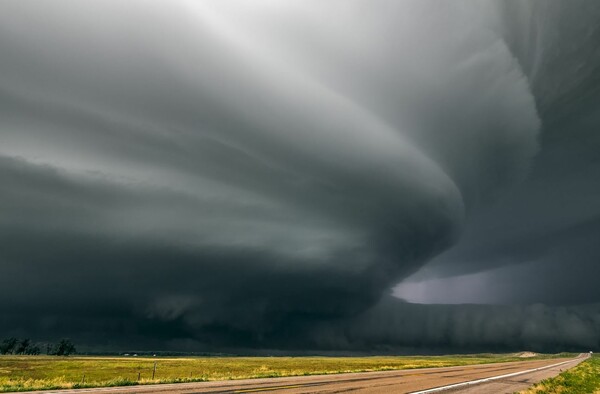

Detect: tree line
[0, 337, 76, 356]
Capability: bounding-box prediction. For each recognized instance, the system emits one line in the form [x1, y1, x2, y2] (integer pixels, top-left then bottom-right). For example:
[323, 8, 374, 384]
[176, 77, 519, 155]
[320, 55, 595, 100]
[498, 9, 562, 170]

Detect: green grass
[0, 353, 573, 392]
[520, 354, 599, 394]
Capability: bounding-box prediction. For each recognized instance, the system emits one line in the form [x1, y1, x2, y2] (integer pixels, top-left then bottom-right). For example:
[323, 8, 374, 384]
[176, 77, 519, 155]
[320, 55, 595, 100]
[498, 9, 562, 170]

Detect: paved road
[16, 355, 588, 394]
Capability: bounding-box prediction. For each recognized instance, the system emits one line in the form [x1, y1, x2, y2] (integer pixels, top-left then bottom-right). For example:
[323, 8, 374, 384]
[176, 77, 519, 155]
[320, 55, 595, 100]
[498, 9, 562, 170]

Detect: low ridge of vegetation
[1, 338, 76, 357]
[520, 353, 600, 394]
[0, 352, 573, 392]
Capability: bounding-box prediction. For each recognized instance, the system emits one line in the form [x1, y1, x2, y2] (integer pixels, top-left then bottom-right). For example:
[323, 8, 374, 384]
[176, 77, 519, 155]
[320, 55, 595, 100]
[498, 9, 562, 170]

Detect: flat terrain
[0, 353, 575, 392]
[8, 355, 587, 394]
[520, 353, 599, 393]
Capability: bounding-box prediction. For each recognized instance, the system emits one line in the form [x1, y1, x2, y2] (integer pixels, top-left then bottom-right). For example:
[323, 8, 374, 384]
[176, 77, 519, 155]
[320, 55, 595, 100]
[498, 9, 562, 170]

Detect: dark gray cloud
[1, 0, 599, 352]
[395, 0, 600, 305]
[310, 297, 600, 353]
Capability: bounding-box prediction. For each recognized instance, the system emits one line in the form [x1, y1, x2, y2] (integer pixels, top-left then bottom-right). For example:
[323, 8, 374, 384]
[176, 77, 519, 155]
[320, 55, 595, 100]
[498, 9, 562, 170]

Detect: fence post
[152, 362, 157, 380]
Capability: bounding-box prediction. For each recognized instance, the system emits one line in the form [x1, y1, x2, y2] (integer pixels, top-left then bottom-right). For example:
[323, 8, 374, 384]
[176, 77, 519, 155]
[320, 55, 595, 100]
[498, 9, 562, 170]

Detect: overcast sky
[1, 0, 599, 353]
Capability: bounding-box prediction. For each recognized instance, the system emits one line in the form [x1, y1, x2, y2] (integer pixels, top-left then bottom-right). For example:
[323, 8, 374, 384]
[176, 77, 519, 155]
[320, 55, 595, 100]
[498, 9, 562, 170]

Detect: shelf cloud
[1, 0, 599, 352]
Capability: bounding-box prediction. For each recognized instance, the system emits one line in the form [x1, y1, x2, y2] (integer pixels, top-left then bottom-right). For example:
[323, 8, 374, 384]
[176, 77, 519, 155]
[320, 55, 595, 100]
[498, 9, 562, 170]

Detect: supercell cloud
[0, 0, 599, 352]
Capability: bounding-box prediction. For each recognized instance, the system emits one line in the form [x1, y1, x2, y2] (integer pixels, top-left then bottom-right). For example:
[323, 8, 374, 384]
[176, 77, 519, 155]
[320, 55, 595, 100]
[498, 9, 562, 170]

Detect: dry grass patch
[520, 355, 599, 394]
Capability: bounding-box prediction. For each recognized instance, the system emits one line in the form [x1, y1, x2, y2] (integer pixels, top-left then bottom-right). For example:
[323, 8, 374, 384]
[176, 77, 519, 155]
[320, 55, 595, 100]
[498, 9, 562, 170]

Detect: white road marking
[27, 356, 587, 394]
[409, 356, 586, 394]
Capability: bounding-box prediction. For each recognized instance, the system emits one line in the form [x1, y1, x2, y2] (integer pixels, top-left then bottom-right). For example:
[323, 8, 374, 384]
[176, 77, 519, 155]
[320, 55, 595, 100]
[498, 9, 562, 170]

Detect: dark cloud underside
[1, 0, 599, 352]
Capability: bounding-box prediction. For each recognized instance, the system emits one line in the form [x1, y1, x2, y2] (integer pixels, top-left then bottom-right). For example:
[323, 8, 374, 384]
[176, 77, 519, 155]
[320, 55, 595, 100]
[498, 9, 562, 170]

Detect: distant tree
[54, 339, 76, 356]
[25, 343, 41, 355]
[0, 338, 74, 356]
[0, 337, 18, 355]
[15, 338, 30, 355]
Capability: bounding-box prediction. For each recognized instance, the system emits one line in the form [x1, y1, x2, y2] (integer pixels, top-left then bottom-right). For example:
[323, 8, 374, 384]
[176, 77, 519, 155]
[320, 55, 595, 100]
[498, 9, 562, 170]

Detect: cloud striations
[1, 0, 599, 352]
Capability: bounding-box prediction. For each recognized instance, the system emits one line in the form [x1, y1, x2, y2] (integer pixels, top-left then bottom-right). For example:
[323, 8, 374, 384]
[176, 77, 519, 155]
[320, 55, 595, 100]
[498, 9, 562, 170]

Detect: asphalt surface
[15, 354, 588, 394]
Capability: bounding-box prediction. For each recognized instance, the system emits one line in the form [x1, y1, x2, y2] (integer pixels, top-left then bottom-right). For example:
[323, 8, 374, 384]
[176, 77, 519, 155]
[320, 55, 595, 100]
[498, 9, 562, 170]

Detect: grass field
[520, 354, 599, 394]
[0, 353, 573, 392]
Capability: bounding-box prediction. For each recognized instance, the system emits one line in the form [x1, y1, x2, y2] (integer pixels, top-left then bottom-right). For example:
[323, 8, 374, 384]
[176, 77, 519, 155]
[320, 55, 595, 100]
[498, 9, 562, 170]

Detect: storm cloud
[1, 0, 599, 352]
